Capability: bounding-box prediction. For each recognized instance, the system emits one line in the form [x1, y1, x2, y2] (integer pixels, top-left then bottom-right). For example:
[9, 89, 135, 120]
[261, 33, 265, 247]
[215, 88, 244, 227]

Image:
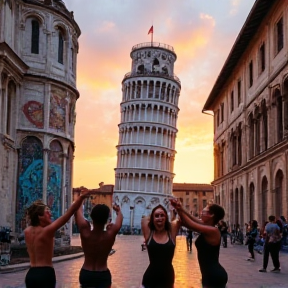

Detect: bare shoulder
[106, 223, 120, 236]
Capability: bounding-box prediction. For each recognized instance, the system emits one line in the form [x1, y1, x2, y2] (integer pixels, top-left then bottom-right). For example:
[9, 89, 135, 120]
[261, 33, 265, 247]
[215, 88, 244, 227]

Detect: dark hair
[268, 215, 275, 222]
[90, 204, 110, 225]
[251, 220, 258, 229]
[280, 216, 286, 222]
[148, 204, 171, 231]
[208, 204, 225, 225]
[26, 200, 47, 226]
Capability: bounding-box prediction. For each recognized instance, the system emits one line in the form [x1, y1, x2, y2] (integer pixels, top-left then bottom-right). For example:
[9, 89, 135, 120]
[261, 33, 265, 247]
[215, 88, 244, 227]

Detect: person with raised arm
[24, 189, 92, 288]
[74, 200, 123, 288]
[141, 204, 181, 288]
[170, 198, 228, 288]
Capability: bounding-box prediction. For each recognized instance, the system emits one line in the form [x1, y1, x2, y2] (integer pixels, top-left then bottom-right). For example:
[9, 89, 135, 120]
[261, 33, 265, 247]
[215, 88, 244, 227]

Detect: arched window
[284, 79, 288, 132]
[248, 113, 254, 159]
[274, 170, 283, 216]
[31, 20, 39, 54]
[58, 29, 64, 64]
[239, 186, 244, 226]
[249, 183, 255, 221]
[274, 89, 283, 142]
[261, 99, 268, 151]
[16, 136, 44, 233]
[261, 176, 268, 224]
[255, 107, 261, 155]
[235, 188, 239, 225]
[48, 140, 63, 220]
[237, 124, 242, 165]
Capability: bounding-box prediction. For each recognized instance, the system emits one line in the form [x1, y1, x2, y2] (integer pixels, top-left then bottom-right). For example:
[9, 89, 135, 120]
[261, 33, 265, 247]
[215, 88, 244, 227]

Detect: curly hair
[148, 204, 171, 231]
[25, 200, 47, 226]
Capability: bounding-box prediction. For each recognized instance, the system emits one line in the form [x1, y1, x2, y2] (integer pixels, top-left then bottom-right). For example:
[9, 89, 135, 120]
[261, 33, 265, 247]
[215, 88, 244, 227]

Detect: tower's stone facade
[114, 42, 181, 229]
[0, 0, 80, 234]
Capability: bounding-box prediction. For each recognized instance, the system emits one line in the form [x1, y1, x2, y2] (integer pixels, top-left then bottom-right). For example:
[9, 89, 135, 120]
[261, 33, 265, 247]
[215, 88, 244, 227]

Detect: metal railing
[123, 71, 181, 85]
[131, 42, 175, 53]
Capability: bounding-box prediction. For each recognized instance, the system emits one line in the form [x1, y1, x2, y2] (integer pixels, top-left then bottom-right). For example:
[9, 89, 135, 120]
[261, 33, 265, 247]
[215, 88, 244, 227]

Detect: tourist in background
[246, 220, 258, 261]
[259, 215, 281, 273]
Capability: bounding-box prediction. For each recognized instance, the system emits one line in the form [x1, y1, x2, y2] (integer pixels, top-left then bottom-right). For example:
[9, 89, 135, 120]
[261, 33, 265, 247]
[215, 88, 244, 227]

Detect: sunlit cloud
[63, 0, 255, 188]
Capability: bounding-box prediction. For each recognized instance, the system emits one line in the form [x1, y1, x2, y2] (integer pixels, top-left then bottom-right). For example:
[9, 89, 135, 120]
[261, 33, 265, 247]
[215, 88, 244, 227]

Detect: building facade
[0, 0, 80, 235]
[72, 183, 113, 232]
[114, 42, 181, 229]
[172, 183, 214, 216]
[203, 0, 288, 228]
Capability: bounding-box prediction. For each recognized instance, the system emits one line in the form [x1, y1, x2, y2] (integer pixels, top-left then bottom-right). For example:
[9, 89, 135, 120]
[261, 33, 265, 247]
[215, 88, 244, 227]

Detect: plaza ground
[1, 234, 288, 288]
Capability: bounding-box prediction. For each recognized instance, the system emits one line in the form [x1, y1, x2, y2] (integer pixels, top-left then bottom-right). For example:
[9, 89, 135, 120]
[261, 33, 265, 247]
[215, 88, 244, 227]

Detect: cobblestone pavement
[1, 235, 288, 288]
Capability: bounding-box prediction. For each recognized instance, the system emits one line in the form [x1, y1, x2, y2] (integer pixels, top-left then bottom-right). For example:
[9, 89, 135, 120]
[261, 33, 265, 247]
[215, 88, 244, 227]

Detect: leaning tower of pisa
[114, 42, 181, 229]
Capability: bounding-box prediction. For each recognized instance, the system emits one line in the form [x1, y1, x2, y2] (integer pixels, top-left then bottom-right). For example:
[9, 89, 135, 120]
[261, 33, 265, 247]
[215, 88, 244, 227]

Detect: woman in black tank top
[170, 200, 228, 288]
[141, 204, 181, 288]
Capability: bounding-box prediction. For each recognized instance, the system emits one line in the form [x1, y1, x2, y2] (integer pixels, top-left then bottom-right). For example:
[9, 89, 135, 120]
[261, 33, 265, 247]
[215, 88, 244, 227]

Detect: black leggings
[248, 239, 255, 258]
[25, 266, 56, 288]
[79, 268, 112, 288]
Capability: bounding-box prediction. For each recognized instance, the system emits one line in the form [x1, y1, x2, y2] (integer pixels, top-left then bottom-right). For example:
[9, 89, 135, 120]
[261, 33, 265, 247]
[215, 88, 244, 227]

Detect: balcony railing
[123, 71, 181, 85]
[131, 42, 175, 53]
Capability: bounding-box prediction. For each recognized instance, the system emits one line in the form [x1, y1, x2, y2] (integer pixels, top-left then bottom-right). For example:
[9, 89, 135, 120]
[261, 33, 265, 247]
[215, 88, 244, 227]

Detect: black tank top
[195, 233, 228, 287]
[142, 231, 175, 288]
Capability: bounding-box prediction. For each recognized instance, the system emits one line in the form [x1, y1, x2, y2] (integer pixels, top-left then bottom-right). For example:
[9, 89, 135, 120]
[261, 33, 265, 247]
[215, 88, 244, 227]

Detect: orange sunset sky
[65, 0, 255, 189]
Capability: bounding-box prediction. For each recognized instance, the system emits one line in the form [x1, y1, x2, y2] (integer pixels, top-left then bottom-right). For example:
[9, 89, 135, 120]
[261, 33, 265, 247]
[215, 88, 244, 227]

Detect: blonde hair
[26, 200, 47, 226]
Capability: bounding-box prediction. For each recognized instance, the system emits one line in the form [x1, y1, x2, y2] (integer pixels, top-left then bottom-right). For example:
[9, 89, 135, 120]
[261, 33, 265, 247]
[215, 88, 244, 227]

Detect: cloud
[64, 0, 255, 187]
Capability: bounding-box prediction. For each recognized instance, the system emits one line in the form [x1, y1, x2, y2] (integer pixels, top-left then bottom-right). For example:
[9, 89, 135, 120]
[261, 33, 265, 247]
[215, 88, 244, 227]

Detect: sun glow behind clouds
[66, 0, 254, 188]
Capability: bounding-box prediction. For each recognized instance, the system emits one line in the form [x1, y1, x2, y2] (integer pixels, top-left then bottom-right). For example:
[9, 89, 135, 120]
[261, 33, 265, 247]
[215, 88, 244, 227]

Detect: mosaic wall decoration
[16, 137, 43, 232]
[22, 101, 44, 128]
[47, 140, 63, 220]
[49, 90, 67, 131]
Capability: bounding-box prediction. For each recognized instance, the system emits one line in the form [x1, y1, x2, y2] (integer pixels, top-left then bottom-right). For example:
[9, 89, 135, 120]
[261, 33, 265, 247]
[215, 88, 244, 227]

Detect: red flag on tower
[148, 25, 153, 35]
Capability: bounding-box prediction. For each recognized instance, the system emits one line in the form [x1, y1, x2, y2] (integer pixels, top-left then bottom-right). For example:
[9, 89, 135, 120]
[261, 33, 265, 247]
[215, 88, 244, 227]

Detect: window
[58, 30, 64, 64]
[216, 109, 220, 127]
[203, 192, 206, 196]
[203, 199, 207, 208]
[186, 191, 189, 196]
[71, 48, 74, 72]
[220, 103, 224, 123]
[249, 61, 253, 87]
[276, 18, 283, 53]
[230, 91, 234, 112]
[237, 80, 241, 106]
[31, 20, 39, 54]
[259, 43, 265, 72]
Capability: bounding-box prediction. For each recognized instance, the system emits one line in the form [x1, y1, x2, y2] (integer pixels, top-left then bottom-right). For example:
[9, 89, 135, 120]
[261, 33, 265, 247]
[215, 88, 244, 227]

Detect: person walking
[218, 220, 228, 248]
[186, 229, 193, 252]
[74, 201, 123, 288]
[24, 190, 91, 288]
[141, 204, 181, 288]
[259, 215, 281, 273]
[246, 220, 258, 261]
[170, 199, 227, 288]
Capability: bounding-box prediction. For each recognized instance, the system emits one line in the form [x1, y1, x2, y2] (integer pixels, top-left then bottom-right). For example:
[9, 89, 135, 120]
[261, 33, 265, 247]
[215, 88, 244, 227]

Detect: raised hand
[169, 198, 182, 210]
[112, 204, 121, 213]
